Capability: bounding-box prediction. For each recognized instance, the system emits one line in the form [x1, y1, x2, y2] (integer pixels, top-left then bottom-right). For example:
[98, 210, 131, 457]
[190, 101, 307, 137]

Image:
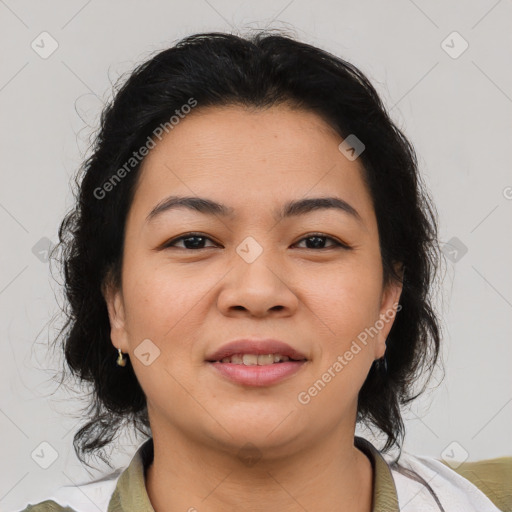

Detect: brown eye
[163, 233, 218, 250]
[161, 232, 351, 251]
[294, 233, 351, 250]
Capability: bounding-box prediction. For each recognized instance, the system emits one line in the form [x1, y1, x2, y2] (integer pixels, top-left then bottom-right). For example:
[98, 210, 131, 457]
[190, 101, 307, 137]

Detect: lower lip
[207, 361, 307, 387]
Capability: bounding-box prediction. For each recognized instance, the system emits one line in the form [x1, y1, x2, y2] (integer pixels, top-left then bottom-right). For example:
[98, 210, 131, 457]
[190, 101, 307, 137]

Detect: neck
[145, 427, 373, 512]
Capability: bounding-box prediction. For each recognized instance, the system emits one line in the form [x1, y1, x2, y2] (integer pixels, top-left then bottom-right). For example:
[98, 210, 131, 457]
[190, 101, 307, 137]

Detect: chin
[210, 411, 304, 451]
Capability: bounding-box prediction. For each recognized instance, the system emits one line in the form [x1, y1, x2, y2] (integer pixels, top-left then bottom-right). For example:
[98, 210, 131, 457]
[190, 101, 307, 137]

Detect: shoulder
[389, 451, 512, 512]
[19, 500, 76, 512]
[16, 469, 121, 512]
[439, 455, 512, 512]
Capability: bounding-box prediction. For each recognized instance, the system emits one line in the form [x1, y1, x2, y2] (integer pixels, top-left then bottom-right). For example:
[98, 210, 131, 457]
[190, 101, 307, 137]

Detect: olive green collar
[107, 436, 399, 512]
[355, 435, 400, 512]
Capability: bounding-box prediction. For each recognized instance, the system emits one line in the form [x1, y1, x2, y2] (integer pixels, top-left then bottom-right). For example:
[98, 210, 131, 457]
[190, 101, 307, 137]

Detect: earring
[374, 354, 388, 377]
[116, 347, 127, 367]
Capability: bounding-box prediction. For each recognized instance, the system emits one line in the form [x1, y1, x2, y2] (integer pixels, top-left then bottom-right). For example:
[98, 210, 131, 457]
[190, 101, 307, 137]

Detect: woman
[20, 31, 510, 512]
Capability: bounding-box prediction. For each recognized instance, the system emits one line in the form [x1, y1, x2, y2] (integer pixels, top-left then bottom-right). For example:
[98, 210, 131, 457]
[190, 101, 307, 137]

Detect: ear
[374, 262, 404, 359]
[101, 272, 129, 353]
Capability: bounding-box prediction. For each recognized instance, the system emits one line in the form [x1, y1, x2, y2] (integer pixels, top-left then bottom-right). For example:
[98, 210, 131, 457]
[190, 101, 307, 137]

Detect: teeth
[243, 354, 259, 366]
[218, 354, 292, 365]
[258, 354, 275, 365]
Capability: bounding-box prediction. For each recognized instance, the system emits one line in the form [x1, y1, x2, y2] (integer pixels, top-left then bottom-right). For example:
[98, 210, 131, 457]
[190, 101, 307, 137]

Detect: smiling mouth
[206, 354, 308, 387]
[207, 353, 307, 365]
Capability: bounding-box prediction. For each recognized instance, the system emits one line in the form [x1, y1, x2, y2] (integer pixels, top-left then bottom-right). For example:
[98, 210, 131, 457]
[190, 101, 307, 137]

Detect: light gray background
[1, 0, 511, 509]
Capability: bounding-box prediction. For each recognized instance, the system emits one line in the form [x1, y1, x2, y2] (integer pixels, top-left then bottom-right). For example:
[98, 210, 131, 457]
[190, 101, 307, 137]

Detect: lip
[205, 338, 308, 362]
[208, 360, 307, 387]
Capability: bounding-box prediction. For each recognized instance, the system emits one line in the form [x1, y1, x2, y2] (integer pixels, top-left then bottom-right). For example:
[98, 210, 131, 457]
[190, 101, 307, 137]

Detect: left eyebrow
[146, 195, 364, 225]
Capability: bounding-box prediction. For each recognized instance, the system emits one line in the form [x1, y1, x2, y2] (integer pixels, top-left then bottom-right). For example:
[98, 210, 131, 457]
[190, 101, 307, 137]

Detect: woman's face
[105, 104, 402, 458]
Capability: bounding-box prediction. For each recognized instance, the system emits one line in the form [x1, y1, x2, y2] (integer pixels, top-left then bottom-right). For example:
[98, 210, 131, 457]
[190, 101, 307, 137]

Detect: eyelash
[162, 232, 351, 251]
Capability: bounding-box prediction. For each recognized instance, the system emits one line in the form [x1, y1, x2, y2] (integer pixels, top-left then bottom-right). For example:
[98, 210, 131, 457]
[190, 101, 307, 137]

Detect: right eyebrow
[146, 196, 235, 223]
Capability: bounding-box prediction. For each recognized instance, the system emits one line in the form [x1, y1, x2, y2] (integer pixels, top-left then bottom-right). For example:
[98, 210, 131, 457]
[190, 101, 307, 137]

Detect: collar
[107, 436, 399, 511]
[355, 435, 400, 512]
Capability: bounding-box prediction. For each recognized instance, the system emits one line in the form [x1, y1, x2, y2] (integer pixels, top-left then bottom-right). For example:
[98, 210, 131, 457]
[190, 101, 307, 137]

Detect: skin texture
[104, 104, 403, 512]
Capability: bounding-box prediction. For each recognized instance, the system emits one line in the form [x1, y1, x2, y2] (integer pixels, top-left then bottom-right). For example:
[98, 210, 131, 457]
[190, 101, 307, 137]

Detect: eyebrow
[146, 195, 363, 225]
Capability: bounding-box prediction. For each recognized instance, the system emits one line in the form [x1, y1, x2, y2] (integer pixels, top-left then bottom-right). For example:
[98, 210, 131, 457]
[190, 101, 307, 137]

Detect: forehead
[130, 104, 375, 225]
[144, 103, 343, 166]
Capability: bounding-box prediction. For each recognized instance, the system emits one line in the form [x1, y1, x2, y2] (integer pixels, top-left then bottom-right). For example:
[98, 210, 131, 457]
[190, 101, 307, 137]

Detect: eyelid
[161, 232, 219, 249]
[293, 232, 352, 250]
[161, 232, 352, 250]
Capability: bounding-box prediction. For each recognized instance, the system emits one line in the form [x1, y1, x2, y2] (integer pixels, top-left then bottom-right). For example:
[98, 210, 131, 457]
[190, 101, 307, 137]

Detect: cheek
[299, 266, 382, 409]
[122, 255, 203, 333]
[120, 257, 218, 390]
[120, 261, 204, 405]
[303, 259, 383, 344]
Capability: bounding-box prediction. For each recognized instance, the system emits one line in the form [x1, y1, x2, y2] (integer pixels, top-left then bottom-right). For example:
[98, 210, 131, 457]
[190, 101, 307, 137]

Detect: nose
[216, 252, 299, 318]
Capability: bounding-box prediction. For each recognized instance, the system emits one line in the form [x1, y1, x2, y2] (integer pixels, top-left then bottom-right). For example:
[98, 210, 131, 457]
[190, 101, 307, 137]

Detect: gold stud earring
[116, 347, 127, 367]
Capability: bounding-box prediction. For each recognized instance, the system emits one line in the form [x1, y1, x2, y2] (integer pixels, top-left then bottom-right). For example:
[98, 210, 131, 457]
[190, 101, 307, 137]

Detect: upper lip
[206, 339, 308, 362]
